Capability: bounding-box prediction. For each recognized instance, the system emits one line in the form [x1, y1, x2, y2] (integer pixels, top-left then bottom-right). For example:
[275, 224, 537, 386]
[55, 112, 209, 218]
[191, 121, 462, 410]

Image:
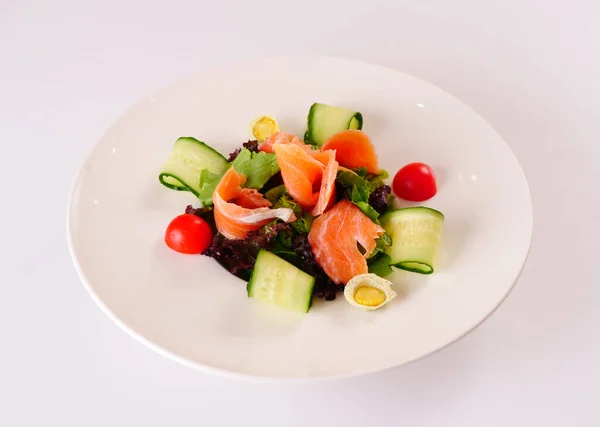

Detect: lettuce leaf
[368, 185, 393, 215]
[274, 194, 315, 233]
[270, 229, 297, 264]
[367, 253, 393, 277]
[197, 169, 224, 206]
[354, 201, 380, 223]
[336, 169, 393, 222]
[227, 140, 259, 162]
[353, 167, 368, 177]
[231, 149, 280, 189]
[337, 170, 381, 222]
[197, 148, 280, 205]
[351, 167, 389, 189]
[264, 184, 286, 204]
[291, 214, 314, 234]
[370, 232, 392, 258]
[366, 233, 393, 276]
[366, 169, 389, 190]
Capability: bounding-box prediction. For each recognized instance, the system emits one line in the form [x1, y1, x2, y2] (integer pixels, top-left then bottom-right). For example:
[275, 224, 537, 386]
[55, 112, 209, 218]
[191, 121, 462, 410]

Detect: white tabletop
[2, 1, 599, 426]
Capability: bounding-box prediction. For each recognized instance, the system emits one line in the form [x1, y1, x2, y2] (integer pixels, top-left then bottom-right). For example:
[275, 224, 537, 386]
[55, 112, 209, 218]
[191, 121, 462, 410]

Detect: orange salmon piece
[213, 168, 296, 239]
[321, 130, 380, 174]
[259, 132, 313, 154]
[308, 200, 385, 284]
[273, 143, 324, 210]
[233, 188, 272, 209]
[309, 149, 338, 216]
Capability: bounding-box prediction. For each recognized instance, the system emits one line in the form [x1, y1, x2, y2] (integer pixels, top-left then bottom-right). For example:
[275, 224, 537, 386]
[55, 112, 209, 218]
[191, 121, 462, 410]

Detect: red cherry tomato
[393, 162, 437, 202]
[164, 214, 213, 254]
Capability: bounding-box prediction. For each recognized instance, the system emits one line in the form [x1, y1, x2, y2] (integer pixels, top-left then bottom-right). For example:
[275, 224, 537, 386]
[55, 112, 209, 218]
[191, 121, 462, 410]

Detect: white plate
[67, 57, 532, 380]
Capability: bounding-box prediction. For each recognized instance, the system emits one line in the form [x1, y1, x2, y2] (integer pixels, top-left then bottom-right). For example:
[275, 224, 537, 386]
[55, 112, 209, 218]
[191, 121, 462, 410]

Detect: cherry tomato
[164, 214, 213, 254]
[392, 162, 437, 201]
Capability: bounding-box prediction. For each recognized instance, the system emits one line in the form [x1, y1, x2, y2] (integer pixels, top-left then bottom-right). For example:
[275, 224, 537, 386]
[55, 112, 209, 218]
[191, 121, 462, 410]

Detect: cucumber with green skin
[158, 137, 228, 196]
[380, 207, 444, 274]
[304, 103, 363, 146]
[247, 250, 315, 313]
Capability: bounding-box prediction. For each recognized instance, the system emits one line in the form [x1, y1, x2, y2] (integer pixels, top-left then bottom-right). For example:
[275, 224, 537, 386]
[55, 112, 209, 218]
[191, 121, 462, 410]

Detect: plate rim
[66, 55, 534, 381]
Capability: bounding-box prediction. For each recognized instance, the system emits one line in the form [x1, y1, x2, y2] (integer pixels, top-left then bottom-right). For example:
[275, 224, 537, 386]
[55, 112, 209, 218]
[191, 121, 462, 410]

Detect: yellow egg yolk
[252, 116, 279, 142]
[353, 286, 386, 307]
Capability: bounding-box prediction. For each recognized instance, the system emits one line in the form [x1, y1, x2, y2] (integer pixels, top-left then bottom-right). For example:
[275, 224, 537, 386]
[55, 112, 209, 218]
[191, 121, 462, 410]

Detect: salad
[159, 103, 444, 313]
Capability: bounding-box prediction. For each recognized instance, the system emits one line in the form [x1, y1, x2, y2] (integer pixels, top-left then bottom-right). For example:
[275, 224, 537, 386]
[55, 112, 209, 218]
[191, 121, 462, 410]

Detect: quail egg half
[251, 115, 279, 142]
[344, 273, 397, 311]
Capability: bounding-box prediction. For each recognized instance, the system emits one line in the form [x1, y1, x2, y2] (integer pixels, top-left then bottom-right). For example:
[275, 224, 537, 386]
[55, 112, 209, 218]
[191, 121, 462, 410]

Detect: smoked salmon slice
[308, 200, 385, 284]
[308, 150, 333, 166]
[273, 143, 338, 216]
[308, 149, 338, 216]
[273, 143, 325, 209]
[321, 129, 380, 174]
[233, 188, 272, 209]
[258, 132, 313, 154]
[213, 168, 296, 240]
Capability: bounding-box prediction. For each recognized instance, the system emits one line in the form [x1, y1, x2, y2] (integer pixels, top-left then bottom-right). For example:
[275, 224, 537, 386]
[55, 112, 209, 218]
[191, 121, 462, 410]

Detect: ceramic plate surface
[67, 57, 532, 380]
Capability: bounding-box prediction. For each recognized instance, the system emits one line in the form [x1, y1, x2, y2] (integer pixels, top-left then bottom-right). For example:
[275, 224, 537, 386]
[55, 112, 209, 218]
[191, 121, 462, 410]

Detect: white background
[1, 0, 599, 426]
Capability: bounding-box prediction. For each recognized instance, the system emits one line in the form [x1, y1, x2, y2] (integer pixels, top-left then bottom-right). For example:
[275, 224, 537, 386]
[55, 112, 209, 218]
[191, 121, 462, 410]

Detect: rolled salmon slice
[308, 200, 385, 284]
[233, 188, 272, 209]
[309, 149, 338, 216]
[273, 142, 324, 210]
[259, 132, 313, 154]
[213, 168, 296, 240]
[321, 129, 380, 174]
[309, 150, 332, 166]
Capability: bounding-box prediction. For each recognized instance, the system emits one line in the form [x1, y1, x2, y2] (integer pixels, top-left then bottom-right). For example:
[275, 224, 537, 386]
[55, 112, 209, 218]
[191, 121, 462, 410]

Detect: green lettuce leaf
[265, 184, 287, 204]
[291, 213, 314, 233]
[351, 184, 369, 205]
[196, 148, 280, 205]
[274, 194, 301, 214]
[274, 195, 315, 233]
[271, 232, 297, 264]
[352, 167, 368, 178]
[351, 167, 389, 189]
[337, 170, 382, 222]
[197, 169, 225, 206]
[366, 169, 389, 190]
[354, 201, 380, 223]
[336, 169, 392, 223]
[369, 232, 392, 259]
[231, 149, 280, 189]
[338, 170, 368, 193]
[367, 253, 393, 277]
[367, 234, 393, 276]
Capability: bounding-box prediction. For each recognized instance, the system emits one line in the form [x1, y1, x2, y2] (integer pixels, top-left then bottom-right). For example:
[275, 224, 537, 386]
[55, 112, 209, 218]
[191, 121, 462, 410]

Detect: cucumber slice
[304, 103, 363, 146]
[247, 250, 315, 313]
[158, 137, 228, 196]
[380, 207, 444, 274]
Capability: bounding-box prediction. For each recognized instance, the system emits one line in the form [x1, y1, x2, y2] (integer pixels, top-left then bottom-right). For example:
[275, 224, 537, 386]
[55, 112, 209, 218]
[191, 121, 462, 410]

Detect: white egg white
[343, 273, 397, 311]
